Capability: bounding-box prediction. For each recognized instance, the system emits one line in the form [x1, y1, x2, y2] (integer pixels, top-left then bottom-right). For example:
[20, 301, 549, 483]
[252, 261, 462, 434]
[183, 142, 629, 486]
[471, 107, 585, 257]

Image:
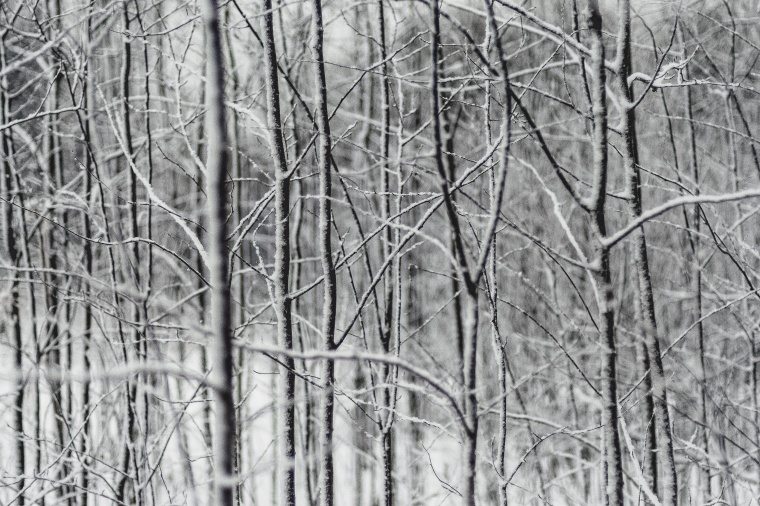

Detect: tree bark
[615, 2, 677, 503]
[263, 2, 296, 504]
[586, 2, 623, 503]
[377, 2, 395, 504]
[200, 0, 236, 502]
[311, 1, 338, 504]
[431, 3, 511, 504]
[0, 37, 25, 506]
[677, 22, 711, 502]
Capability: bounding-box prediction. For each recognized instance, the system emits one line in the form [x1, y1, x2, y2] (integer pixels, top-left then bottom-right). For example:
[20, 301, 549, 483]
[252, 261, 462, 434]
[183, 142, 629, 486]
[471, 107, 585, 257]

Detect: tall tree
[311, 0, 338, 503]
[615, 1, 677, 503]
[263, 2, 296, 504]
[1, 31, 24, 506]
[200, 0, 236, 502]
[585, 1, 623, 503]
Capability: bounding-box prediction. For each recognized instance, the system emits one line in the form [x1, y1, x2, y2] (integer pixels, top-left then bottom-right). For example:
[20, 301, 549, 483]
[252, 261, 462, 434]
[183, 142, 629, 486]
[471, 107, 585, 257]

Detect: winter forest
[2, 0, 760, 504]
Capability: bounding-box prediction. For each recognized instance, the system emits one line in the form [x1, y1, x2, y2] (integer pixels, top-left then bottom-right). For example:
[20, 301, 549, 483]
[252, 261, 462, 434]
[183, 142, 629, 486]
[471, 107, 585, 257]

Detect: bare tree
[3, 1, 760, 505]
[584, 1, 623, 503]
[262, 1, 296, 504]
[1, 32, 24, 506]
[615, 1, 678, 503]
[311, 1, 337, 504]
[200, 0, 236, 502]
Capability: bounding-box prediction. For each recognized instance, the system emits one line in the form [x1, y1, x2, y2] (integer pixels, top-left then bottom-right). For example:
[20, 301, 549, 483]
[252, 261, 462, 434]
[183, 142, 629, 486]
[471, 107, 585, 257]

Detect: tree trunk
[263, 3, 296, 504]
[377, 2, 395, 504]
[312, 1, 338, 504]
[679, 23, 711, 502]
[311, 0, 336, 506]
[586, 2, 623, 503]
[0, 38, 25, 506]
[615, 2, 677, 503]
[200, 0, 236, 502]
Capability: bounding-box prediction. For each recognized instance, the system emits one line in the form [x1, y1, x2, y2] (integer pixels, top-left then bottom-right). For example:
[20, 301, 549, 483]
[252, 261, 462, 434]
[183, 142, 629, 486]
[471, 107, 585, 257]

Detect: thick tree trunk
[200, 0, 236, 503]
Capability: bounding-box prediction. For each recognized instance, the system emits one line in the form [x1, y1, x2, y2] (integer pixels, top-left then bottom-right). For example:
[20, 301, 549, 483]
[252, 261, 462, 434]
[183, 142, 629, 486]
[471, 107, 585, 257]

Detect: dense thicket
[2, 0, 760, 504]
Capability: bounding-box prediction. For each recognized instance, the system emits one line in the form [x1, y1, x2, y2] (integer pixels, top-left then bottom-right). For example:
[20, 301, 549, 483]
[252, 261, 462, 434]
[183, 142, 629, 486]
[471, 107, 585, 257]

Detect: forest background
[2, 0, 760, 504]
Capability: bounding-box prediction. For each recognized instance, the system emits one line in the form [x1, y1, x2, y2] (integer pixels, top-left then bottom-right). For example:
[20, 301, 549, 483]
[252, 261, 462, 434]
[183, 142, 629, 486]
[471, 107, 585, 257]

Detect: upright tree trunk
[430, 5, 473, 502]
[440, 58, 465, 388]
[454, 53, 511, 506]
[311, 1, 338, 503]
[12, 131, 42, 504]
[637, 336, 658, 495]
[753, 335, 760, 497]
[679, 23, 711, 502]
[139, 7, 157, 499]
[482, 19, 509, 506]
[377, 2, 395, 504]
[78, 20, 97, 501]
[44, 68, 70, 506]
[222, 7, 245, 502]
[615, 2, 677, 503]
[195, 40, 213, 456]
[263, 3, 296, 504]
[115, 2, 141, 501]
[1, 38, 25, 506]
[431, 3, 511, 504]
[40, 3, 70, 501]
[586, 2, 623, 503]
[75, 25, 130, 502]
[200, 0, 236, 502]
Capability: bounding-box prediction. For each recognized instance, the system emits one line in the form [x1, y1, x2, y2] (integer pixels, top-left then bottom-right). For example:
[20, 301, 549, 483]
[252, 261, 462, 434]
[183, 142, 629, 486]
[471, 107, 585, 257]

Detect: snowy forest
[1, 0, 760, 504]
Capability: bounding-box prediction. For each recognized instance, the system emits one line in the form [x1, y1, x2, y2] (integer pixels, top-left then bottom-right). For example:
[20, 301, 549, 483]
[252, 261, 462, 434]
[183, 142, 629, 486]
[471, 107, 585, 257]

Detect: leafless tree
[2, 1, 760, 505]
